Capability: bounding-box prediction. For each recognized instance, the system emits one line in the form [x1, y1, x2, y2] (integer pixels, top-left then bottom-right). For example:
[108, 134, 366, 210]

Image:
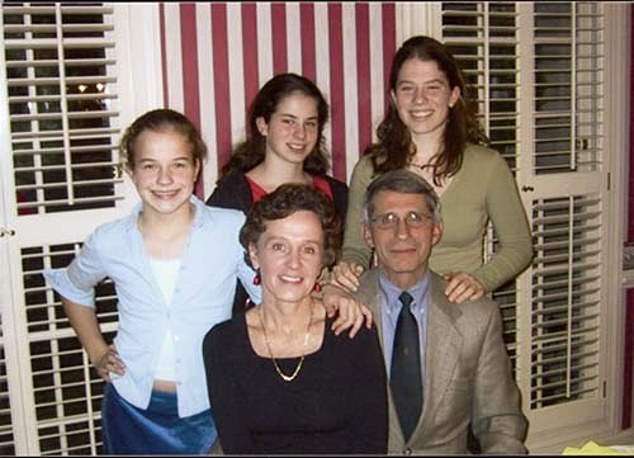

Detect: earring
[313, 282, 321, 293]
[253, 270, 261, 286]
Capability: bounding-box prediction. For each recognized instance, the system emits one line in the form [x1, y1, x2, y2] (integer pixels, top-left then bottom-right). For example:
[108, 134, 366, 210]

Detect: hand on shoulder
[442, 271, 486, 303]
[320, 282, 373, 338]
[329, 261, 365, 292]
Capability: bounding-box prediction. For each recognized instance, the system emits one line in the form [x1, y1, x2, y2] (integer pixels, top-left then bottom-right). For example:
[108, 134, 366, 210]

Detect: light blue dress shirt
[378, 270, 430, 383]
[43, 196, 261, 418]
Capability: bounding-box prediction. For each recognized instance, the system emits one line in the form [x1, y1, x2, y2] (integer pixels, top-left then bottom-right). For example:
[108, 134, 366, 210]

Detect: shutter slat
[12, 127, 119, 140]
[8, 75, 117, 87]
[2, 5, 114, 14]
[10, 109, 119, 122]
[4, 38, 116, 50]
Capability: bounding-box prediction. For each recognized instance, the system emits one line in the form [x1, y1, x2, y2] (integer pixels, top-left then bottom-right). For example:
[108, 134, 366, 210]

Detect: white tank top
[149, 257, 181, 381]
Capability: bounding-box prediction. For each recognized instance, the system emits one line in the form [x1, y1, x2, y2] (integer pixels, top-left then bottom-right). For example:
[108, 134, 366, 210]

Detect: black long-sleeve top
[202, 314, 388, 455]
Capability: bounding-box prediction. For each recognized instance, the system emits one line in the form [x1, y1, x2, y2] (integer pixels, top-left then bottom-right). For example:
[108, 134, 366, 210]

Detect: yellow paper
[562, 440, 634, 455]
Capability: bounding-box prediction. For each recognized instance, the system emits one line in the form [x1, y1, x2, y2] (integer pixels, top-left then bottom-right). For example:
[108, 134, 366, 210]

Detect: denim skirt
[101, 383, 217, 455]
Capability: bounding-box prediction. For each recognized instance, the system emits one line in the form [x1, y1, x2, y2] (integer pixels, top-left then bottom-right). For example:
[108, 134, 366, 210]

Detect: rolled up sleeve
[43, 231, 107, 308]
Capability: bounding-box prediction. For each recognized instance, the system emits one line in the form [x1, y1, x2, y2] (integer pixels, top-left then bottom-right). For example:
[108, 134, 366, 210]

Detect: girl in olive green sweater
[330, 35, 533, 303]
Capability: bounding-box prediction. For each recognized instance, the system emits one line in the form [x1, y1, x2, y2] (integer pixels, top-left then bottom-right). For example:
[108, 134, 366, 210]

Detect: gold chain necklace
[258, 305, 312, 382]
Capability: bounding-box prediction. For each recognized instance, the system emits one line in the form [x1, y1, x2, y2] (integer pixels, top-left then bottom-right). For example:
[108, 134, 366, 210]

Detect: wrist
[87, 344, 109, 367]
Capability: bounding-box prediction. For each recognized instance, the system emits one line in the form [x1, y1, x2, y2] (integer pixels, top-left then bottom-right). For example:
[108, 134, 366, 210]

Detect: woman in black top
[203, 184, 387, 454]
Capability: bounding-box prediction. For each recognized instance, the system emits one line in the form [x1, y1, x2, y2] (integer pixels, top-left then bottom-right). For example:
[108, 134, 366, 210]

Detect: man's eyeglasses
[370, 211, 433, 231]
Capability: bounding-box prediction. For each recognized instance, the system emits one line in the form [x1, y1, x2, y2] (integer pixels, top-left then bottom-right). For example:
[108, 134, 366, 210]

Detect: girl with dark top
[203, 184, 387, 455]
[207, 73, 348, 316]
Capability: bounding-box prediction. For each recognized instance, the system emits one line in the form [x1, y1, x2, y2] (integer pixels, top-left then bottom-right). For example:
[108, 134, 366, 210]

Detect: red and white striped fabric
[159, 2, 397, 198]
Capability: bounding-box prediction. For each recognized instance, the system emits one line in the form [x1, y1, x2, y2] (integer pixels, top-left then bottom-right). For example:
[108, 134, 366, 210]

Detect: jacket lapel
[417, 273, 463, 438]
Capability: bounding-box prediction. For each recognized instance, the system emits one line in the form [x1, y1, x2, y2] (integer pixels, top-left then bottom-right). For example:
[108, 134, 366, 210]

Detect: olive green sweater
[341, 144, 534, 292]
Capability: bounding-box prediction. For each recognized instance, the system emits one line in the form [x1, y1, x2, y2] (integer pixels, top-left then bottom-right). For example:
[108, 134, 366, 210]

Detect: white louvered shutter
[4, 3, 123, 215]
[519, 1, 609, 439]
[441, 0, 614, 447]
[0, 320, 16, 455]
[0, 3, 144, 454]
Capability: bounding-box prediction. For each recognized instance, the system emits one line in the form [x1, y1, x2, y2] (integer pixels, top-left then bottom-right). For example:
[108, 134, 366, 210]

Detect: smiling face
[364, 190, 443, 290]
[391, 57, 461, 142]
[249, 210, 325, 304]
[130, 129, 199, 218]
[256, 91, 320, 167]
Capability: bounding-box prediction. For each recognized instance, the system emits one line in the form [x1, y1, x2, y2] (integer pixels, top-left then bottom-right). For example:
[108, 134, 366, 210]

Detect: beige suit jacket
[354, 269, 528, 454]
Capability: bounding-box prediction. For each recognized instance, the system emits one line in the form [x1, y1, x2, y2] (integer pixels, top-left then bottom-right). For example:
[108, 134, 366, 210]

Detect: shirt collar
[378, 269, 432, 314]
[123, 195, 204, 232]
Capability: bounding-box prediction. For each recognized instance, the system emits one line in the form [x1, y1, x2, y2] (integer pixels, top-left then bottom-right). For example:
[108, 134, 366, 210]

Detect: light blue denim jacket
[43, 196, 260, 418]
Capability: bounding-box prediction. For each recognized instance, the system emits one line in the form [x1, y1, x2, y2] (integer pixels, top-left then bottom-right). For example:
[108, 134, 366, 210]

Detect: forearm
[471, 234, 533, 291]
[349, 331, 388, 453]
[473, 305, 528, 453]
[208, 394, 254, 451]
[341, 159, 374, 269]
[204, 335, 255, 453]
[341, 201, 372, 269]
[62, 298, 109, 365]
[475, 156, 534, 291]
[340, 242, 372, 270]
[476, 417, 528, 454]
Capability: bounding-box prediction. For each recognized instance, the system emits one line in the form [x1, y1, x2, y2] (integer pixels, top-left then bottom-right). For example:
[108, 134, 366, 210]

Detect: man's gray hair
[362, 169, 442, 224]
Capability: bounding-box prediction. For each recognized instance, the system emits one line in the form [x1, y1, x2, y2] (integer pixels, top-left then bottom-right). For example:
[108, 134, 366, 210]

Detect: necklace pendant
[279, 373, 295, 382]
[274, 356, 304, 382]
[258, 306, 312, 383]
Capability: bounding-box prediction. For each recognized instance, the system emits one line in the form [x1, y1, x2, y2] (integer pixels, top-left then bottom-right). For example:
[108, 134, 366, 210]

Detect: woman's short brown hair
[239, 184, 341, 268]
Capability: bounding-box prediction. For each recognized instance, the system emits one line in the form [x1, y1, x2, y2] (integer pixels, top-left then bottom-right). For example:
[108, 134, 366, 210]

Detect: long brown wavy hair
[368, 35, 488, 185]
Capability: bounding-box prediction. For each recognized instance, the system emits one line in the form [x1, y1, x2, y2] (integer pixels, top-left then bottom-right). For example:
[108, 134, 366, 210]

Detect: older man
[351, 169, 527, 454]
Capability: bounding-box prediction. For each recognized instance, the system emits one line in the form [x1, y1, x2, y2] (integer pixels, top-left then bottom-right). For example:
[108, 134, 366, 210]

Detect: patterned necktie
[390, 291, 423, 442]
